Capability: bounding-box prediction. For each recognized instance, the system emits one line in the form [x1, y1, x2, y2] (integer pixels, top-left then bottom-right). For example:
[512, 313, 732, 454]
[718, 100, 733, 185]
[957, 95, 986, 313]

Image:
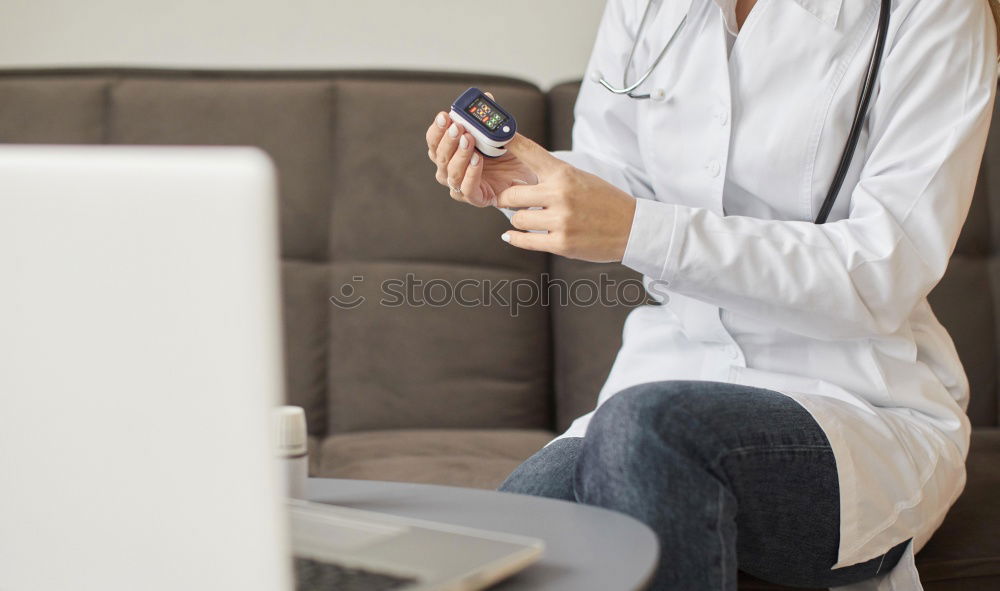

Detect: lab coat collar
[789, 0, 843, 27]
[708, 0, 843, 28]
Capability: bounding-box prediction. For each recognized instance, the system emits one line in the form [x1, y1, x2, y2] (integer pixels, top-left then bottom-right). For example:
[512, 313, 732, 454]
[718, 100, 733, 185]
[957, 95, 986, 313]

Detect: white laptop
[0, 145, 542, 591]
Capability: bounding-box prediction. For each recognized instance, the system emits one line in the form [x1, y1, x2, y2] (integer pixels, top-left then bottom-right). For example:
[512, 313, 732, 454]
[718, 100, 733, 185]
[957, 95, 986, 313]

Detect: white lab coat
[541, 0, 999, 589]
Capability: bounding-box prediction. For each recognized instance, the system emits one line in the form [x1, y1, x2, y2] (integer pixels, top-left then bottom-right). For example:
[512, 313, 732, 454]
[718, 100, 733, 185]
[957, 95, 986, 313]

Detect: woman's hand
[425, 97, 537, 208]
[496, 134, 636, 263]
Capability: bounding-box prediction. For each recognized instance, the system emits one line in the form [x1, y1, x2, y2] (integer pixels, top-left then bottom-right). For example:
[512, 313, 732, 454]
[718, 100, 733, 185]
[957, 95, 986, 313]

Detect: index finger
[504, 133, 566, 178]
[496, 183, 552, 209]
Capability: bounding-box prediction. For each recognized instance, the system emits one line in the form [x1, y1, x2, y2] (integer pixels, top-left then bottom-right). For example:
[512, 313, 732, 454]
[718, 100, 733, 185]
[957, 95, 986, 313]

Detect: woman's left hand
[496, 134, 636, 263]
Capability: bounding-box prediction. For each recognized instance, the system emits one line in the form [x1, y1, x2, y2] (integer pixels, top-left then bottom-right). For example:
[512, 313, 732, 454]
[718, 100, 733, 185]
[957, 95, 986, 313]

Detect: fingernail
[471, 153, 481, 167]
[459, 136, 469, 150]
[448, 125, 459, 139]
[501, 233, 511, 243]
[435, 113, 447, 128]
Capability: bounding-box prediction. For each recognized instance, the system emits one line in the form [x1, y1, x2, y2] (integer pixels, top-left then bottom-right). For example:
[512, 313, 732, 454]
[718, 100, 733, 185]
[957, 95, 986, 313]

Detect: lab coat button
[707, 160, 721, 177]
[650, 88, 667, 102]
[728, 346, 740, 359]
[715, 108, 729, 125]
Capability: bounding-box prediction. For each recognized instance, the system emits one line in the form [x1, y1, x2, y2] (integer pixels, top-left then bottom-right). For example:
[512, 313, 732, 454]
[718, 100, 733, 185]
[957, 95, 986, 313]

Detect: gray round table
[307, 478, 659, 591]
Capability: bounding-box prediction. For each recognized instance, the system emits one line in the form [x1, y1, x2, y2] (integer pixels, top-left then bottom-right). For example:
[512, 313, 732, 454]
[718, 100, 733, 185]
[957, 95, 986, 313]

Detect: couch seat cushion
[316, 429, 555, 490]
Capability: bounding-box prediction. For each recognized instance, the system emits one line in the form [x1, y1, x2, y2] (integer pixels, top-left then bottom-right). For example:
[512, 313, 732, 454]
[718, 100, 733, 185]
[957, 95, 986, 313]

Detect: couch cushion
[929, 256, 998, 427]
[106, 77, 337, 262]
[282, 260, 331, 435]
[317, 429, 554, 490]
[327, 261, 552, 434]
[546, 81, 580, 151]
[0, 76, 109, 143]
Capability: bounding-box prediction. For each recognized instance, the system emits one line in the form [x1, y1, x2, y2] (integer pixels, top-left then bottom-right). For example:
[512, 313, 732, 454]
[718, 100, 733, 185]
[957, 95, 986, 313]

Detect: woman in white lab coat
[426, 1, 1000, 589]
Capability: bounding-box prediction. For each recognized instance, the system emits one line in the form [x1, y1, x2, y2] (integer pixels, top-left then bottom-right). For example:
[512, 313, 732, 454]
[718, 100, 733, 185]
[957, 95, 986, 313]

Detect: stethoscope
[596, 0, 892, 225]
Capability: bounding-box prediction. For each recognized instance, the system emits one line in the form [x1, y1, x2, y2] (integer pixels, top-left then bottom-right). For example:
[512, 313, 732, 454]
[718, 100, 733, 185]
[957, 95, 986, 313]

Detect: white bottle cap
[272, 406, 308, 458]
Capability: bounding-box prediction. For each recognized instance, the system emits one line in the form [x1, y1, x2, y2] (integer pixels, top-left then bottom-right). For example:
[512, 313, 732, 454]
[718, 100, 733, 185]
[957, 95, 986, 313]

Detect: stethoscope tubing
[596, 0, 893, 225]
[814, 0, 891, 224]
[598, 12, 689, 98]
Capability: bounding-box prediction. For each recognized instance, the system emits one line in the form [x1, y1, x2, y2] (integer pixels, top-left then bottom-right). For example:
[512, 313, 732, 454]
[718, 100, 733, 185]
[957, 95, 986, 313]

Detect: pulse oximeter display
[450, 87, 517, 158]
[466, 96, 508, 131]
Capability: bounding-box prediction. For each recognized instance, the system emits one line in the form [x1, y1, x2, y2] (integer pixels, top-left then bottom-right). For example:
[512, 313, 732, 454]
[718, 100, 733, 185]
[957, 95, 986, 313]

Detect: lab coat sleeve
[551, 0, 655, 201]
[621, 0, 998, 340]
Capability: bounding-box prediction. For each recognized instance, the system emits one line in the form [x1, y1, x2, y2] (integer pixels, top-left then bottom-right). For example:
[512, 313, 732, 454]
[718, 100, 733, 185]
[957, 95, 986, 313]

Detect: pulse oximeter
[450, 87, 517, 158]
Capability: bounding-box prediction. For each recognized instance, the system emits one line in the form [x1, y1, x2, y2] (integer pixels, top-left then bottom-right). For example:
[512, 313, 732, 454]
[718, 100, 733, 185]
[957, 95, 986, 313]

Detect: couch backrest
[1, 70, 996, 432]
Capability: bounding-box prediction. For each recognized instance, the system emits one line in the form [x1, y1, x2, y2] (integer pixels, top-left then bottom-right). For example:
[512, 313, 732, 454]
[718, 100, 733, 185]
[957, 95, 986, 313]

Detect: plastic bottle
[272, 405, 308, 499]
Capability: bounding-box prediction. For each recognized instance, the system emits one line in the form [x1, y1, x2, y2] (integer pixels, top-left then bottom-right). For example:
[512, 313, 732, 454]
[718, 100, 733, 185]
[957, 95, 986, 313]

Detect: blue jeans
[498, 381, 909, 590]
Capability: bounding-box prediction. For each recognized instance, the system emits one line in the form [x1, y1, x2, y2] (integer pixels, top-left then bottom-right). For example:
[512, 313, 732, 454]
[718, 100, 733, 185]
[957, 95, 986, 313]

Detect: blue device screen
[465, 96, 509, 131]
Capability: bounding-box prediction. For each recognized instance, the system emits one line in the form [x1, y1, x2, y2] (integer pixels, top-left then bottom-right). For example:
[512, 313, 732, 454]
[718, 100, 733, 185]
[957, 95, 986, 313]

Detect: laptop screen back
[0, 146, 291, 591]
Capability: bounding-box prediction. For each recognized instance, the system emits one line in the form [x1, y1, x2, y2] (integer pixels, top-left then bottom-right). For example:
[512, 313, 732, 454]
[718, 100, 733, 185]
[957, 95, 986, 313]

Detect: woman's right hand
[425, 104, 537, 208]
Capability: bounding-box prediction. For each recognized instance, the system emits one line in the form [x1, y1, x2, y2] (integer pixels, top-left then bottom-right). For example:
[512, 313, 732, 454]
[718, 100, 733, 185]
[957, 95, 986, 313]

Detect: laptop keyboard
[294, 556, 418, 591]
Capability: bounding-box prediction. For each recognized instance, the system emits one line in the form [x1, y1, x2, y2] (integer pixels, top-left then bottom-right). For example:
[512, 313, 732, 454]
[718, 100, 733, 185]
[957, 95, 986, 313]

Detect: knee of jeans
[496, 452, 546, 495]
[577, 386, 672, 482]
[588, 384, 659, 440]
[497, 438, 583, 500]
[578, 383, 721, 480]
[496, 468, 527, 493]
[585, 382, 700, 443]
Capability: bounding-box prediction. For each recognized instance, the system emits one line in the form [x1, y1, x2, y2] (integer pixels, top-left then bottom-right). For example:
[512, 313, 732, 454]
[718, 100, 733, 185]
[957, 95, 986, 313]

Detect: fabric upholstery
[928, 256, 997, 426]
[545, 81, 580, 152]
[960, 97, 1000, 426]
[323, 77, 552, 435]
[327, 261, 551, 433]
[106, 77, 337, 262]
[1, 69, 998, 590]
[0, 76, 108, 143]
[282, 261, 331, 434]
[318, 429, 555, 490]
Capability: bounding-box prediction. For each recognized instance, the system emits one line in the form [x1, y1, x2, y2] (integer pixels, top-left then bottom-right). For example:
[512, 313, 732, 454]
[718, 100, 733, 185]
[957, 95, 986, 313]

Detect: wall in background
[0, 0, 607, 89]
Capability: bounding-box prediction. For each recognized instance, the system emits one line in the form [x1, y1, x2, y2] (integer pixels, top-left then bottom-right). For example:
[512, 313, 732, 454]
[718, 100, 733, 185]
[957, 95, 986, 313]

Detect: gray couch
[1, 68, 996, 590]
